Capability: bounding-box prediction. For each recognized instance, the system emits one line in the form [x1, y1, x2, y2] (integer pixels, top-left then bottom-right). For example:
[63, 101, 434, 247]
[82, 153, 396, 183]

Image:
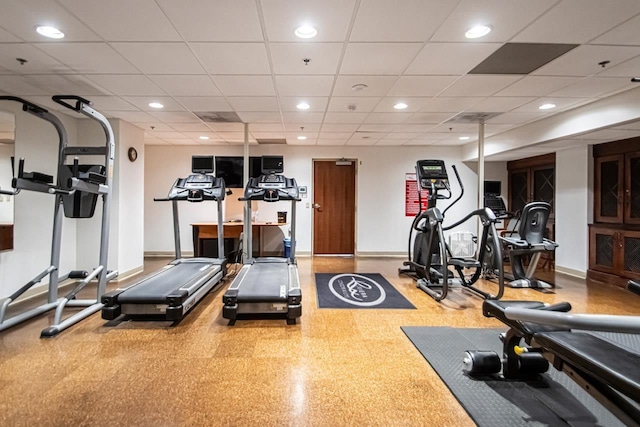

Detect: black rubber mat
[315, 273, 415, 309]
[401, 327, 640, 427]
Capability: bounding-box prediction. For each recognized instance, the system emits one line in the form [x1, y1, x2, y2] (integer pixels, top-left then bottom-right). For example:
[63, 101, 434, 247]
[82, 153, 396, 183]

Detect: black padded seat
[534, 331, 640, 402]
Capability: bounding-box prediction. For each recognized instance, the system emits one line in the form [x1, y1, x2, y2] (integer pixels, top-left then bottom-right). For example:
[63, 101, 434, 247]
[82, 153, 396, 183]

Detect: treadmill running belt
[119, 262, 218, 302]
[236, 262, 289, 301]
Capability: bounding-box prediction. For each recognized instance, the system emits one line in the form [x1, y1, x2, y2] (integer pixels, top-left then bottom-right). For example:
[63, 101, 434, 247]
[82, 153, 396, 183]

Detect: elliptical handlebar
[52, 95, 92, 111]
[441, 164, 463, 218]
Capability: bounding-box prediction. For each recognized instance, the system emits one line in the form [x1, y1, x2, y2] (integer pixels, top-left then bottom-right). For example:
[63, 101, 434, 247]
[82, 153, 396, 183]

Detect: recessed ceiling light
[148, 102, 164, 109]
[296, 102, 310, 110]
[351, 83, 368, 92]
[294, 25, 317, 39]
[36, 25, 65, 39]
[199, 136, 209, 140]
[394, 102, 408, 110]
[539, 103, 556, 110]
[465, 25, 492, 39]
[459, 136, 470, 140]
[297, 136, 307, 140]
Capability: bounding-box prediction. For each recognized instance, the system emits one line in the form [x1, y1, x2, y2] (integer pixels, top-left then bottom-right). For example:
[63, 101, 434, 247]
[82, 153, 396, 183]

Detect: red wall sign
[405, 173, 429, 217]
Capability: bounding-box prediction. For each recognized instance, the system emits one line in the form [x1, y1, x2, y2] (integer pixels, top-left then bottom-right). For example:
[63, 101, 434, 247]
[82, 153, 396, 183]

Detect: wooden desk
[191, 222, 283, 258]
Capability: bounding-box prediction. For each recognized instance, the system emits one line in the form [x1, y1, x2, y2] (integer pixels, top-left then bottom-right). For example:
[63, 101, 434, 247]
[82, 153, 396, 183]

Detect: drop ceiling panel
[206, 123, 244, 131]
[327, 97, 381, 113]
[252, 131, 287, 139]
[282, 112, 324, 123]
[350, 0, 458, 42]
[405, 112, 453, 124]
[122, 96, 183, 111]
[340, 43, 423, 75]
[0, 27, 21, 42]
[374, 97, 431, 112]
[485, 112, 545, 124]
[598, 55, 640, 77]
[0, 44, 69, 74]
[213, 76, 276, 96]
[227, 97, 280, 112]
[149, 75, 221, 97]
[384, 132, 422, 139]
[157, 0, 263, 41]
[439, 75, 521, 97]
[512, 0, 640, 44]
[216, 132, 256, 142]
[269, 43, 342, 74]
[512, 97, 587, 113]
[59, 0, 181, 41]
[393, 124, 435, 133]
[275, 75, 334, 96]
[190, 43, 271, 75]
[249, 123, 284, 132]
[323, 112, 369, 123]
[1, 0, 101, 42]
[279, 97, 328, 112]
[549, 77, 633, 98]
[86, 75, 165, 96]
[356, 124, 395, 132]
[465, 97, 536, 112]
[317, 139, 347, 145]
[261, 0, 357, 42]
[318, 132, 355, 139]
[24, 74, 106, 96]
[364, 112, 412, 124]
[236, 112, 282, 123]
[181, 132, 225, 141]
[495, 76, 580, 96]
[132, 122, 174, 132]
[283, 123, 321, 132]
[533, 45, 640, 76]
[407, 43, 501, 75]
[388, 76, 459, 97]
[106, 111, 157, 122]
[430, 0, 556, 42]
[167, 122, 211, 132]
[320, 123, 359, 132]
[333, 76, 398, 97]
[149, 111, 200, 122]
[375, 139, 409, 146]
[593, 14, 640, 45]
[111, 43, 204, 74]
[35, 43, 139, 74]
[80, 96, 139, 111]
[174, 96, 233, 112]
[419, 97, 483, 113]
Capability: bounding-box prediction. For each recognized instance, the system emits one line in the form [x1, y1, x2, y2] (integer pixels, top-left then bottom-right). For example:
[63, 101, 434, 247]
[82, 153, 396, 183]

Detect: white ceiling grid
[0, 0, 637, 158]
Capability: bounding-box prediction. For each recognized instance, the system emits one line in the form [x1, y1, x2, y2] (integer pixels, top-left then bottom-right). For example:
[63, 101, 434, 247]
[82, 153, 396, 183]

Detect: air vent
[256, 138, 287, 144]
[447, 112, 502, 123]
[194, 111, 242, 123]
[469, 43, 578, 75]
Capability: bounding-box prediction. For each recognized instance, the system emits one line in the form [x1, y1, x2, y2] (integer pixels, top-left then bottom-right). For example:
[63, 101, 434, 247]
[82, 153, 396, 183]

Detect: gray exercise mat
[401, 326, 640, 427]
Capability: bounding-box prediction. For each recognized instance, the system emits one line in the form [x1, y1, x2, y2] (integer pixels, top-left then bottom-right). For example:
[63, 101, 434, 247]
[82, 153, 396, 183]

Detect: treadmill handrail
[505, 307, 640, 334]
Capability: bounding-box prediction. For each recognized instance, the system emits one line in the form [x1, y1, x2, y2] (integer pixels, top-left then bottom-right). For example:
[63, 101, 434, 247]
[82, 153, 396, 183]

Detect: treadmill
[222, 156, 301, 325]
[102, 155, 227, 321]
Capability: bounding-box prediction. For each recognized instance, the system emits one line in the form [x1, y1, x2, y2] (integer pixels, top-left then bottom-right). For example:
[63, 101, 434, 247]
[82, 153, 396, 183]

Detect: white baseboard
[555, 265, 587, 279]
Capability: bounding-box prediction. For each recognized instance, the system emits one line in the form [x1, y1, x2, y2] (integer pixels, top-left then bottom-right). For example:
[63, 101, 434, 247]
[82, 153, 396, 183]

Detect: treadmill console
[167, 174, 225, 202]
[416, 159, 449, 190]
[243, 174, 299, 202]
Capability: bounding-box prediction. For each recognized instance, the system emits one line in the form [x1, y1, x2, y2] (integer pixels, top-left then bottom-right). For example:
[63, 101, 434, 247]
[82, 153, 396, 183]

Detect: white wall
[144, 144, 487, 256]
[555, 146, 592, 276]
[0, 144, 14, 223]
[0, 101, 79, 298]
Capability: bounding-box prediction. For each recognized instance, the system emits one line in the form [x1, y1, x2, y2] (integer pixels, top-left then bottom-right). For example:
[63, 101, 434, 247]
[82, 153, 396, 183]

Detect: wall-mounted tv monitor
[484, 180, 501, 196]
[214, 156, 263, 188]
[192, 155, 214, 174]
[261, 155, 284, 174]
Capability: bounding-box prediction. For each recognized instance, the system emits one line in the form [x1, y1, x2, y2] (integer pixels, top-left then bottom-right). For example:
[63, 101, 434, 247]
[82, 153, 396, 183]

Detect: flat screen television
[261, 155, 284, 174]
[214, 156, 263, 188]
[484, 180, 501, 196]
[192, 155, 214, 174]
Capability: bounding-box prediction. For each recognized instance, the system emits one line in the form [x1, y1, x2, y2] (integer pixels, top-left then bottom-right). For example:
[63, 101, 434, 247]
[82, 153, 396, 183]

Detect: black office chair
[500, 202, 558, 288]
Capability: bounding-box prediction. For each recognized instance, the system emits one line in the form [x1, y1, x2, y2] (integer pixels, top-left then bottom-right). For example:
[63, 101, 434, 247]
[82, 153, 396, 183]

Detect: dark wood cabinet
[589, 137, 640, 287]
[0, 224, 13, 251]
[508, 153, 555, 215]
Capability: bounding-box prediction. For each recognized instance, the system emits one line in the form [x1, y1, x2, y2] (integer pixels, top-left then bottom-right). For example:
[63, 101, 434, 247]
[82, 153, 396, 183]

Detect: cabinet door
[589, 226, 618, 275]
[624, 152, 640, 224]
[595, 154, 624, 223]
[509, 169, 529, 214]
[532, 165, 555, 213]
[621, 229, 640, 279]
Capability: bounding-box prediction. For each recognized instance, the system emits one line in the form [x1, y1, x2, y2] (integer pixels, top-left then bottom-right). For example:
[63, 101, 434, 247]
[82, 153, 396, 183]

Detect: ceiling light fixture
[36, 25, 65, 39]
[296, 102, 310, 110]
[148, 102, 164, 109]
[459, 136, 470, 140]
[538, 103, 556, 110]
[394, 102, 408, 110]
[297, 136, 307, 140]
[465, 25, 492, 39]
[199, 136, 209, 140]
[294, 24, 317, 39]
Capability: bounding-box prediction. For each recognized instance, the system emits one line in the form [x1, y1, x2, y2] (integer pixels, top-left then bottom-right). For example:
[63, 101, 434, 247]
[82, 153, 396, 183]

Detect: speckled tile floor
[1, 257, 638, 426]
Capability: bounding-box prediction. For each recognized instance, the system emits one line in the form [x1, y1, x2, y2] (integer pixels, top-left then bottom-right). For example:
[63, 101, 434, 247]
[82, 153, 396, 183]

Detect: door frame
[311, 158, 358, 256]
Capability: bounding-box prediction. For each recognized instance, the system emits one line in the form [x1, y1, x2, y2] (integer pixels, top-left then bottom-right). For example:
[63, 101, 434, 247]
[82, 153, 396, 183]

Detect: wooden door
[313, 160, 356, 255]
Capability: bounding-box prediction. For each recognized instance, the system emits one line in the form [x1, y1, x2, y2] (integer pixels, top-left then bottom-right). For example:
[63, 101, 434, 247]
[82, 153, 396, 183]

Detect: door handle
[312, 203, 322, 211]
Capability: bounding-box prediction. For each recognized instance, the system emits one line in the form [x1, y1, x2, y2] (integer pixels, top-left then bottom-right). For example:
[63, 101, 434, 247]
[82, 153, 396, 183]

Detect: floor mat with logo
[314, 273, 415, 309]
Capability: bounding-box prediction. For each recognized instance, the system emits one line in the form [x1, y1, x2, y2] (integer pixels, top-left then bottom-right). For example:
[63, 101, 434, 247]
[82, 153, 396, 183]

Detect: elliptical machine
[400, 160, 504, 302]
